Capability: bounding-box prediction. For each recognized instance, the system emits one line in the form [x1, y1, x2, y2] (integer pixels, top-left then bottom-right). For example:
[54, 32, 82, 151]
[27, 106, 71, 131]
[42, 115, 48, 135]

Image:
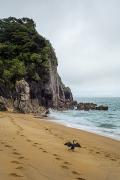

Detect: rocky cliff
[0, 17, 73, 113]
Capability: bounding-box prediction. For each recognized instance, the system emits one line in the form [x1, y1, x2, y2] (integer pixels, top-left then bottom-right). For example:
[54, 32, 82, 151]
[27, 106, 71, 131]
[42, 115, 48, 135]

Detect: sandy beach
[0, 112, 120, 180]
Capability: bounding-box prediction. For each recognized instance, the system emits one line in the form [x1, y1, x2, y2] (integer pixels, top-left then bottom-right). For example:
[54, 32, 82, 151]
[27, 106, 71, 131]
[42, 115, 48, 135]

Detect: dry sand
[0, 112, 120, 180]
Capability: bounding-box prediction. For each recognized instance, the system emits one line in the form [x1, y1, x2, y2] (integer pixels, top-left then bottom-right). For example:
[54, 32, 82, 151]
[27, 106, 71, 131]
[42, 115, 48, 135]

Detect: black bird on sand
[64, 140, 81, 151]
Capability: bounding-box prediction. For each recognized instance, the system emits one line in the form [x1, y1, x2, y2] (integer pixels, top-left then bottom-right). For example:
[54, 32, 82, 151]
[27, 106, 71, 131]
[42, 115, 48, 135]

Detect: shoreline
[0, 112, 120, 180]
[47, 117, 120, 143]
[48, 108, 120, 142]
[48, 116, 120, 142]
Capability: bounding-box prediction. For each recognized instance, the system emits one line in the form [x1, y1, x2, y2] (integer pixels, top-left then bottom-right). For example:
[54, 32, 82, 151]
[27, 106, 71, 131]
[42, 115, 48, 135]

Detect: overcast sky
[0, 0, 120, 97]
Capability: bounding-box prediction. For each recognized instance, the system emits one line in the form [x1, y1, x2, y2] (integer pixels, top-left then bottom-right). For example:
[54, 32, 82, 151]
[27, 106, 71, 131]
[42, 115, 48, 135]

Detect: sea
[49, 97, 120, 141]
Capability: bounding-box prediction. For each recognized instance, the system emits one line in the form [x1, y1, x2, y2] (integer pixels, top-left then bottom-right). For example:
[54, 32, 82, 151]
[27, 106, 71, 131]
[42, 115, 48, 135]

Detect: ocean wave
[48, 97, 120, 141]
[98, 123, 117, 129]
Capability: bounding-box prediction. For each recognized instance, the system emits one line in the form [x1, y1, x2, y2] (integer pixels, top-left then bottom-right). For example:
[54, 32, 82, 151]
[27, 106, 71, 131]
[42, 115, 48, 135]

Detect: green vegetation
[0, 17, 57, 86]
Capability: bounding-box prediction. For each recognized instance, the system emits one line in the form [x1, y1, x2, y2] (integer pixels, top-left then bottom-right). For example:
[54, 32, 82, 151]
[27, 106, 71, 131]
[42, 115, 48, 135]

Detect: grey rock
[77, 103, 97, 111]
[14, 79, 31, 113]
[96, 105, 108, 111]
[77, 103, 108, 111]
[0, 96, 8, 111]
[14, 79, 46, 113]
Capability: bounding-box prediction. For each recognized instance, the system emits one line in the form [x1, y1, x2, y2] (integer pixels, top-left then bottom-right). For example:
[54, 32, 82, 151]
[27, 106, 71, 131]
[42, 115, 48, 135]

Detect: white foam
[48, 108, 120, 141]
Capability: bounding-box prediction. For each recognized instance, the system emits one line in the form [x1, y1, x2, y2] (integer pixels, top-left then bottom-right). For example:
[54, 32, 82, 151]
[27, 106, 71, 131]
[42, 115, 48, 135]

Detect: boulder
[0, 96, 8, 111]
[14, 79, 31, 113]
[72, 101, 78, 107]
[77, 103, 108, 111]
[14, 79, 46, 114]
[96, 105, 108, 111]
[77, 103, 97, 111]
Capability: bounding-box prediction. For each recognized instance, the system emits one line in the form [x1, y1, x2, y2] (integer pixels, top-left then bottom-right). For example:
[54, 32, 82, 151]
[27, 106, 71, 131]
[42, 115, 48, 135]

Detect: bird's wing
[64, 142, 72, 147]
[74, 143, 81, 148]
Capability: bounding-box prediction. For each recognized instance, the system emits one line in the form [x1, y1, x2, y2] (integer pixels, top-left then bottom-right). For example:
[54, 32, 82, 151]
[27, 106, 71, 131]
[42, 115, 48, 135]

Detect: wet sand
[0, 112, 120, 180]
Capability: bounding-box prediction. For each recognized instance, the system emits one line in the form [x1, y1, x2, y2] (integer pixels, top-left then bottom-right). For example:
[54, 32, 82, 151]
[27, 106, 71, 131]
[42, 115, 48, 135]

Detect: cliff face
[0, 17, 73, 113]
[43, 58, 73, 109]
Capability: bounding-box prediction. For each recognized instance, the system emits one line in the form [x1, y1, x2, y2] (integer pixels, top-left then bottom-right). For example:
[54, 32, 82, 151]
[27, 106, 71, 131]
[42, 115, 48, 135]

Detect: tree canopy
[0, 17, 57, 87]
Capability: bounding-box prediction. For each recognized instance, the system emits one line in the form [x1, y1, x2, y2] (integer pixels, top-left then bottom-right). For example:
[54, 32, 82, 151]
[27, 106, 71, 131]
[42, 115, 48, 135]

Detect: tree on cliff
[0, 17, 57, 87]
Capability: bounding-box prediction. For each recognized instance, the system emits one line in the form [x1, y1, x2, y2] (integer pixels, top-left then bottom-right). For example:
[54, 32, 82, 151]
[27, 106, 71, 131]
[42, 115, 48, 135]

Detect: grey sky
[0, 0, 120, 97]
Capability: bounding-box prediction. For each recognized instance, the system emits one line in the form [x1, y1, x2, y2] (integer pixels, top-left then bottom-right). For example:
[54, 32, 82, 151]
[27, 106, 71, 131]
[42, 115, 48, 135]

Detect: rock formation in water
[0, 17, 73, 113]
[77, 103, 108, 111]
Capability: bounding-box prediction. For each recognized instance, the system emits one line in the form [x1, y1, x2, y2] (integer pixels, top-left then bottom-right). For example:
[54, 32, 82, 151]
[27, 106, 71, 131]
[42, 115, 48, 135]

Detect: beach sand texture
[0, 112, 120, 180]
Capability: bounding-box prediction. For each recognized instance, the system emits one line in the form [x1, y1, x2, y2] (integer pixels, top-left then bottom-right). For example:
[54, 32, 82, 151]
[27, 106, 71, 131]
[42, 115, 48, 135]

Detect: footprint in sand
[45, 128, 49, 131]
[105, 153, 112, 159]
[11, 160, 22, 164]
[111, 158, 116, 161]
[53, 153, 59, 157]
[34, 142, 39, 145]
[18, 156, 24, 159]
[105, 154, 110, 157]
[89, 149, 93, 152]
[96, 151, 100, 154]
[16, 166, 24, 169]
[26, 139, 32, 142]
[61, 165, 69, 169]
[20, 134, 24, 137]
[16, 131, 20, 134]
[9, 173, 23, 177]
[43, 150, 48, 153]
[4, 144, 12, 148]
[13, 152, 21, 156]
[64, 161, 71, 165]
[13, 148, 17, 151]
[1, 142, 5, 144]
[72, 171, 81, 175]
[53, 154, 62, 160]
[56, 157, 62, 160]
[32, 144, 37, 147]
